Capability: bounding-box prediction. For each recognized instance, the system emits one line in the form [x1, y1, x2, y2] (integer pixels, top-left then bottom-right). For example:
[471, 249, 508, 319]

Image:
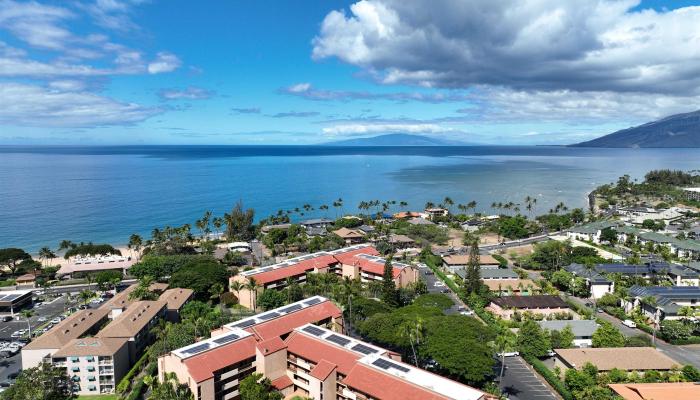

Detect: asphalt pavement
[498, 356, 559, 400]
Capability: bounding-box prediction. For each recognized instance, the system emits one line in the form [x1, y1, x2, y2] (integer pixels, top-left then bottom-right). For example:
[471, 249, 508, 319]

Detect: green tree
[517, 319, 551, 358]
[239, 373, 283, 400]
[146, 372, 194, 400]
[128, 233, 143, 260]
[94, 270, 122, 291]
[681, 365, 700, 382]
[256, 290, 286, 311]
[169, 258, 229, 298]
[381, 256, 398, 307]
[38, 247, 56, 267]
[592, 322, 625, 348]
[661, 320, 693, 342]
[128, 276, 158, 301]
[224, 201, 255, 241]
[599, 227, 618, 244]
[463, 241, 481, 294]
[0, 248, 32, 275]
[495, 330, 517, 378]
[549, 325, 575, 349]
[1, 362, 72, 399]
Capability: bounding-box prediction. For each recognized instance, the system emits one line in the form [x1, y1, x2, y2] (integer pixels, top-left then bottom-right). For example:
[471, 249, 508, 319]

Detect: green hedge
[116, 350, 150, 394]
[668, 336, 700, 345]
[491, 254, 509, 267]
[523, 356, 573, 400]
[123, 361, 157, 400]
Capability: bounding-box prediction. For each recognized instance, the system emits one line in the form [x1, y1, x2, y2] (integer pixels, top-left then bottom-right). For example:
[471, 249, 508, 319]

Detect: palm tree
[78, 290, 94, 307]
[495, 331, 516, 379]
[38, 247, 56, 267]
[245, 277, 260, 311]
[20, 310, 33, 338]
[230, 281, 243, 304]
[400, 318, 424, 366]
[443, 197, 454, 213]
[425, 201, 435, 210]
[467, 200, 477, 213]
[642, 295, 660, 346]
[399, 201, 408, 210]
[128, 234, 143, 260]
[212, 216, 223, 238]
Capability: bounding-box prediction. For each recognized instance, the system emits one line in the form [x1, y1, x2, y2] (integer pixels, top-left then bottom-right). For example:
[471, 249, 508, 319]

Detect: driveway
[417, 264, 463, 315]
[567, 295, 700, 369]
[498, 356, 559, 400]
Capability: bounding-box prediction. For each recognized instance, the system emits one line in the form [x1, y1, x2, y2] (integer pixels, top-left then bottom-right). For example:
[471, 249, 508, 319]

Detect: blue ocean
[0, 145, 698, 251]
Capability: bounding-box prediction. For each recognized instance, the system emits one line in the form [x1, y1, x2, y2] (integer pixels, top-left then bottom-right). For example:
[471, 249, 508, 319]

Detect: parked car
[50, 318, 61, 324]
[37, 316, 47, 322]
[622, 319, 637, 328]
[433, 281, 445, 287]
[497, 351, 520, 357]
[0, 316, 11, 322]
[440, 289, 450, 294]
[596, 308, 604, 313]
[460, 310, 475, 316]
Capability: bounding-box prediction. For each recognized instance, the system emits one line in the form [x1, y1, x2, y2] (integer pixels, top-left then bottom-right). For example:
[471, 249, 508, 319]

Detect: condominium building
[51, 337, 129, 395]
[230, 245, 418, 309]
[159, 288, 194, 322]
[96, 300, 166, 363]
[160, 297, 490, 400]
[160, 296, 344, 400]
[22, 308, 110, 369]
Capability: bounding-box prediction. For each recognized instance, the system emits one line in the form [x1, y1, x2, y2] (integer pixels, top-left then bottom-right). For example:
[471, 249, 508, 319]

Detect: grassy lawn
[78, 395, 118, 400]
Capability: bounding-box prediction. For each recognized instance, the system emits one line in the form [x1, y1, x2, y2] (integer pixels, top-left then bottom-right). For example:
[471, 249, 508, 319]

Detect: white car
[433, 281, 445, 287]
[37, 317, 47, 322]
[497, 351, 520, 357]
[460, 310, 475, 316]
[622, 319, 637, 328]
[10, 331, 22, 338]
[50, 318, 61, 324]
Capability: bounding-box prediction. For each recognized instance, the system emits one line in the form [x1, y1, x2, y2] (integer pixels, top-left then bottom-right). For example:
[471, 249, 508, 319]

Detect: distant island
[572, 110, 700, 148]
[323, 133, 473, 146]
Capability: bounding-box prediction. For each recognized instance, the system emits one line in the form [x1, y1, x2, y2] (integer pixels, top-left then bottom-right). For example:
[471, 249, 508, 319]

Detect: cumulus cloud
[158, 86, 214, 100]
[322, 123, 456, 136]
[280, 82, 472, 103]
[313, 0, 700, 95]
[147, 52, 181, 74]
[271, 111, 321, 118]
[0, 82, 160, 127]
[0, 0, 74, 50]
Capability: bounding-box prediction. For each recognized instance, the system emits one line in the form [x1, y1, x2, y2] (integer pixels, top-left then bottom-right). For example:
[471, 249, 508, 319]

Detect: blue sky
[1, 0, 700, 145]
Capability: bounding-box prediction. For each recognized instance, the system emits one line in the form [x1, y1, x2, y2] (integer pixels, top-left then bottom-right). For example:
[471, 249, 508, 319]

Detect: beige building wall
[341, 263, 360, 280]
[158, 354, 199, 398]
[255, 346, 287, 381]
[22, 347, 57, 369]
[230, 275, 257, 310]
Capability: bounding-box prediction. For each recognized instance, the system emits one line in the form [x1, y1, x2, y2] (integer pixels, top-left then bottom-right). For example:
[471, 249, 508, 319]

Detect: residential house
[564, 264, 615, 299]
[553, 347, 678, 373]
[424, 207, 449, 219]
[299, 218, 334, 230]
[407, 217, 435, 226]
[538, 320, 598, 348]
[486, 295, 570, 320]
[14, 274, 36, 288]
[683, 188, 700, 202]
[482, 279, 536, 296]
[623, 285, 700, 321]
[332, 227, 366, 245]
[442, 254, 501, 273]
[565, 221, 618, 244]
[386, 234, 416, 249]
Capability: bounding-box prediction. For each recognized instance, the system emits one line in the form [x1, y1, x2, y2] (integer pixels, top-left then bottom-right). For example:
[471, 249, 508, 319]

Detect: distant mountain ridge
[572, 110, 700, 148]
[323, 133, 472, 146]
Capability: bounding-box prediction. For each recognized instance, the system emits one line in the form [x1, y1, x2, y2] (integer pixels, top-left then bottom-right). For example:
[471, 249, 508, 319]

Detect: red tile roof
[332, 246, 380, 265]
[256, 337, 286, 355]
[343, 364, 452, 400]
[271, 375, 293, 390]
[341, 254, 405, 278]
[285, 331, 360, 375]
[250, 254, 338, 285]
[309, 359, 337, 380]
[183, 336, 257, 383]
[247, 301, 342, 341]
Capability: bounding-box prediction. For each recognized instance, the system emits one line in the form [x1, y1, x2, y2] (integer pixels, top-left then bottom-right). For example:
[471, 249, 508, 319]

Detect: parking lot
[0, 291, 87, 388]
[416, 263, 468, 315]
[498, 356, 558, 400]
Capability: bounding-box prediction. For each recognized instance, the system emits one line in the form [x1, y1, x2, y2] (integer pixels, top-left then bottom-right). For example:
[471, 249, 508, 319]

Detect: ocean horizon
[1, 144, 698, 251]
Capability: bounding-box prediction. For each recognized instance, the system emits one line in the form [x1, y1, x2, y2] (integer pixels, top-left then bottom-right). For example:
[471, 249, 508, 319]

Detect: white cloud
[147, 52, 181, 74]
[0, 0, 74, 50]
[313, 1, 700, 95]
[158, 86, 213, 100]
[48, 80, 88, 91]
[0, 82, 160, 127]
[286, 82, 312, 93]
[322, 123, 455, 136]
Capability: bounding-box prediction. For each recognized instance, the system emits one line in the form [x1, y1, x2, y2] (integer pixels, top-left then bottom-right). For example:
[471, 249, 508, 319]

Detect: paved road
[567, 295, 700, 369]
[498, 356, 559, 400]
[417, 264, 463, 315]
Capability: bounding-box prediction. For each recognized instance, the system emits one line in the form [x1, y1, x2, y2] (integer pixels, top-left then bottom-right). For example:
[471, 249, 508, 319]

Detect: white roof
[684, 187, 700, 193]
[222, 296, 329, 330]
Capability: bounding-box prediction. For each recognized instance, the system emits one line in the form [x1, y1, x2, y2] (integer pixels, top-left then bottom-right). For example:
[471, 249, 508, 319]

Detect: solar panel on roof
[352, 344, 378, 355]
[372, 358, 410, 373]
[259, 267, 273, 272]
[258, 312, 280, 321]
[181, 343, 210, 355]
[212, 333, 239, 345]
[301, 325, 325, 336]
[326, 334, 351, 346]
[233, 319, 256, 328]
[279, 304, 302, 314]
[305, 298, 322, 306]
[3, 294, 20, 301]
[0, 295, 7, 302]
